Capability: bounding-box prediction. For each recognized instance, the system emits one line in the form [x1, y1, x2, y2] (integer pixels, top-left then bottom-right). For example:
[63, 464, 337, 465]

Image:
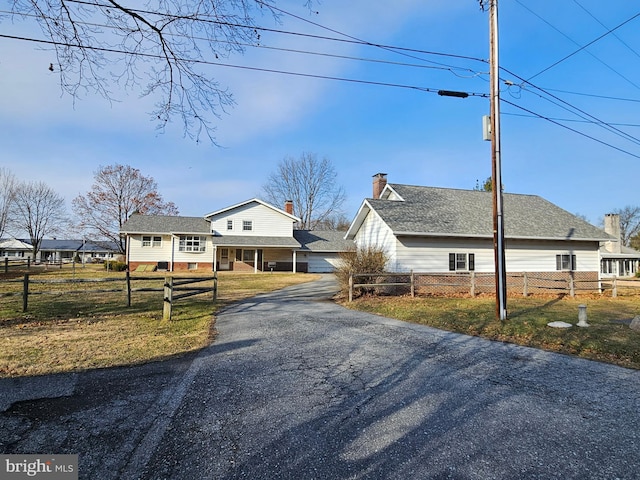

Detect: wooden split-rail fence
[2, 272, 217, 321]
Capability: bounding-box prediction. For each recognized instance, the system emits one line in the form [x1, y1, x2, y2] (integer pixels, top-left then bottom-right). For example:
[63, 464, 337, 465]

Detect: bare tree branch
[0, 168, 18, 239]
[611, 205, 640, 246]
[9, 0, 315, 142]
[11, 180, 68, 257]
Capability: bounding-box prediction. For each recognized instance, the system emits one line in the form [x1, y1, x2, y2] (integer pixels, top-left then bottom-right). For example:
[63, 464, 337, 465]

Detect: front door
[220, 248, 229, 270]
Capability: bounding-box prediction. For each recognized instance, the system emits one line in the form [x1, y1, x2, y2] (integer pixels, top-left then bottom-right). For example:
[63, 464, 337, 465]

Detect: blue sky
[1, 0, 639, 228]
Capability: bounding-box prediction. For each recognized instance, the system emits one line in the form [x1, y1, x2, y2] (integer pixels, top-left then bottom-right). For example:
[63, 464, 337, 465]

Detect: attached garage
[294, 230, 353, 274]
[308, 252, 343, 273]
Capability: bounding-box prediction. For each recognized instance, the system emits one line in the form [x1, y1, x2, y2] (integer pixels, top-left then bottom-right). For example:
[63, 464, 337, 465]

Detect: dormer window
[243, 220, 253, 231]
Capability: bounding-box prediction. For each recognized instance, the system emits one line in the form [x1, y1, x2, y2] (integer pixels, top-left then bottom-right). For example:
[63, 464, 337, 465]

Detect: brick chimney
[604, 213, 621, 253]
[372, 173, 387, 199]
[284, 200, 293, 215]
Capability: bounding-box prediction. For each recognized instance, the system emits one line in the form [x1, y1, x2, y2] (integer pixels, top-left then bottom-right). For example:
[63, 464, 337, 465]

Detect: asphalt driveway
[1, 274, 639, 479]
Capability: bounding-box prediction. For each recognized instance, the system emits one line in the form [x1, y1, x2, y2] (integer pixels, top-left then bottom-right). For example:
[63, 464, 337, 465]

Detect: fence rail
[0, 272, 217, 320]
[348, 271, 640, 301]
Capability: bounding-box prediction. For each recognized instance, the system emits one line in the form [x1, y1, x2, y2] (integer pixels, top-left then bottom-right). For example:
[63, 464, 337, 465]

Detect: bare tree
[72, 164, 179, 253]
[9, 0, 314, 142]
[473, 177, 492, 192]
[313, 213, 351, 231]
[12, 180, 68, 257]
[611, 205, 640, 246]
[262, 152, 346, 230]
[0, 168, 17, 238]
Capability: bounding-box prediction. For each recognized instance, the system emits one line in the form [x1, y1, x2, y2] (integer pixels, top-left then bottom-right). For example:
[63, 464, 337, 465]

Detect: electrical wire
[502, 111, 640, 128]
[571, 0, 640, 60]
[501, 98, 640, 159]
[520, 3, 640, 85]
[501, 66, 640, 147]
[0, 32, 490, 98]
[0, 9, 489, 79]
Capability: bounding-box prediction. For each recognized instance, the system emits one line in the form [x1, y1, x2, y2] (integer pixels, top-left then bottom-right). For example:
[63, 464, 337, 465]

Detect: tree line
[0, 165, 178, 257]
[0, 153, 348, 259]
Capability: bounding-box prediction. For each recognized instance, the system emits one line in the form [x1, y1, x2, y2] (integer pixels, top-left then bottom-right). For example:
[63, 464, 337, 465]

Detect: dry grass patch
[343, 294, 640, 369]
[0, 266, 318, 377]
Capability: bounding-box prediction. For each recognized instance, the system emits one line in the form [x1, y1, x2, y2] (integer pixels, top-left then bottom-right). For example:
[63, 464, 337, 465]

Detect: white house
[0, 238, 33, 259]
[345, 174, 612, 287]
[600, 213, 640, 278]
[120, 198, 353, 273]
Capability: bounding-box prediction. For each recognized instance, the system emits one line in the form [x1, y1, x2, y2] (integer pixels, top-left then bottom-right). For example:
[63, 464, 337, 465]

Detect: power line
[571, 0, 640, 60]
[501, 66, 640, 147]
[502, 111, 640, 128]
[501, 98, 640, 159]
[253, 0, 487, 74]
[522, 4, 640, 84]
[6, 1, 640, 158]
[0, 9, 489, 79]
[535, 87, 640, 104]
[62, 0, 488, 70]
[0, 33, 489, 98]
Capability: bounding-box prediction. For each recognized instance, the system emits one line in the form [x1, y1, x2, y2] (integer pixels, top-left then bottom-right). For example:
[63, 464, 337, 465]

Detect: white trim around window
[142, 235, 162, 247]
[179, 235, 206, 252]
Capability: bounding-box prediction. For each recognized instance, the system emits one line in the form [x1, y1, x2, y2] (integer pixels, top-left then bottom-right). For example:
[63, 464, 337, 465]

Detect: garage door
[308, 253, 342, 273]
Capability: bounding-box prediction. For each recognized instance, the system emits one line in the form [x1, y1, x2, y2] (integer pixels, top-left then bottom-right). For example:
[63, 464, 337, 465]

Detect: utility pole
[486, 0, 508, 320]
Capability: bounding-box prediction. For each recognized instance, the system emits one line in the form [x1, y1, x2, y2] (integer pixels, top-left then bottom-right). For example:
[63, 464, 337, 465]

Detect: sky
[1, 0, 639, 230]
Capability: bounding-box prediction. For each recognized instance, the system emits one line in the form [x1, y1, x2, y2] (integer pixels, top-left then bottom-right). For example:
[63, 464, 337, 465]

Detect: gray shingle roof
[120, 214, 211, 234]
[294, 230, 354, 252]
[369, 184, 610, 241]
[211, 236, 300, 248]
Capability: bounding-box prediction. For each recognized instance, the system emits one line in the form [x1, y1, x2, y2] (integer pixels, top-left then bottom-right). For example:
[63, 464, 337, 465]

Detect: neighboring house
[600, 213, 640, 278]
[34, 239, 119, 263]
[2, 238, 118, 263]
[120, 198, 354, 273]
[0, 238, 33, 259]
[345, 174, 612, 286]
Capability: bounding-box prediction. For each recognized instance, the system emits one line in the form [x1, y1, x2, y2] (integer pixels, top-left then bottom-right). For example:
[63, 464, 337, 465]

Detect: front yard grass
[0, 265, 319, 377]
[342, 294, 640, 369]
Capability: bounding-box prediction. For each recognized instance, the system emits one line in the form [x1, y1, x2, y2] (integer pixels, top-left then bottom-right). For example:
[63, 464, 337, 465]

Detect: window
[243, 220, 253, 231]
[556, 254, 576, 271]
[142, 235, 162, 247]
[179, 236, 206, 252]
[227, 220, 233, 231]
[449, 253, 475, 271]
[243, 249, 255, 262]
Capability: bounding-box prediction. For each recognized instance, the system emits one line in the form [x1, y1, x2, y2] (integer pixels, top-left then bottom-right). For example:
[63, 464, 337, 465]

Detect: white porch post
[254, 249, 258, 274]
[213, 244, 217, 273]
[292, 250, 297, 273]
[170, 236, 175, 272]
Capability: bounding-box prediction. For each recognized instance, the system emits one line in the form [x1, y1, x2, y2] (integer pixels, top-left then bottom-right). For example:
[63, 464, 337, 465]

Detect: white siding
[209, 202, 294, 237]
[173, 236, 215, 264]
[396, 237, 492, 272]
[395, 237, 601, 273]
[506, 240, 600, 272]
[129, 235, 218, 266]
[353, 210, 397, 270]
[128, 234, 173, 262]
